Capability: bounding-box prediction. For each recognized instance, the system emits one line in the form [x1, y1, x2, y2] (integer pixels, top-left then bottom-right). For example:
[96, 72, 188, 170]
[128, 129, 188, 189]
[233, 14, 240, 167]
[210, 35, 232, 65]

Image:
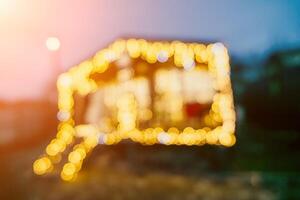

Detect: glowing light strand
[33, 39, 236, 181]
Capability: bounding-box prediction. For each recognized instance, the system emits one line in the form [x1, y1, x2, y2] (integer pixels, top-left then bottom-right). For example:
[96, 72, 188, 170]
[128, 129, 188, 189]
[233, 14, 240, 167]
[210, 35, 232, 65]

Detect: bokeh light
[46, 37, 61, 51]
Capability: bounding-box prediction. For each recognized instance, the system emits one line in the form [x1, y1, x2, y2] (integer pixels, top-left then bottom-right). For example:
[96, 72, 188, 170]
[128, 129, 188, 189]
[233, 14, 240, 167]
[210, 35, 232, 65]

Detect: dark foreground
[0, 102, 300, 200]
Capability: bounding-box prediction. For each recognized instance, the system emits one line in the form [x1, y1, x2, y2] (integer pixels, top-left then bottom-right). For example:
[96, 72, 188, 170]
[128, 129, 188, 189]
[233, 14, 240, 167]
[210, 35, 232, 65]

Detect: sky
[0, 0, 300, 101]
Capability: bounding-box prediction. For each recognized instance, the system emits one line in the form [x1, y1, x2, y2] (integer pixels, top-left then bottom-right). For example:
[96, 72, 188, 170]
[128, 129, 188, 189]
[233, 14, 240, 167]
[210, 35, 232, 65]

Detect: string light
[33, 38, 236, 181]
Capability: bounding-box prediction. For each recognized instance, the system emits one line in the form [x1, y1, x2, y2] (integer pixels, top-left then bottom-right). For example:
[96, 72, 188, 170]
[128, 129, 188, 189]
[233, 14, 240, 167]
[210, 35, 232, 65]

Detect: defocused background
[1, 0, 300, 199]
